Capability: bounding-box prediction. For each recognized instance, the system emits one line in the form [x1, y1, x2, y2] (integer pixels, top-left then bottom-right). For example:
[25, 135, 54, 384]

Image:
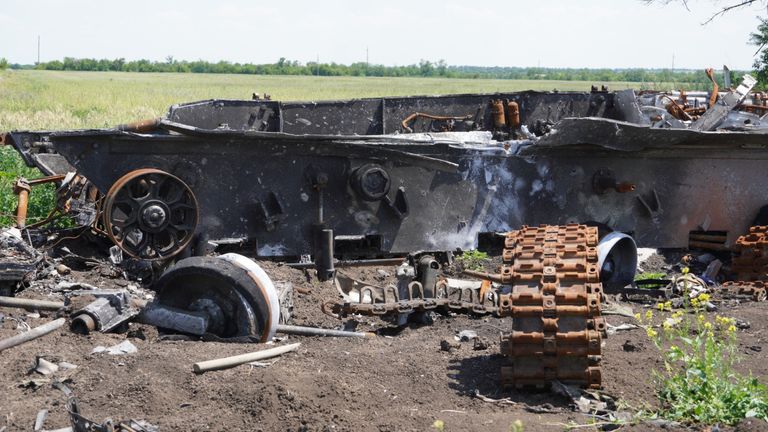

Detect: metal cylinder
[490, 100, 506, 129]
[417, 255, 440, 298]
[318, 229, 335, 280]
[597, 232, 637, 292]
[507, 101, 520, 128]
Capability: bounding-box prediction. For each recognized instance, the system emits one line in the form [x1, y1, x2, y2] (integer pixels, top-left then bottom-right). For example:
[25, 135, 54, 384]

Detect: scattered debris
[0, 318, 66, 353]
[275, 324, 372, 339]
[472, 338, 489, 351]
[0, 296, 66, 311]
[192, 342, 301, 373]
[440, 339, 460, 352]
[32, 357, 60, 376]
[70, 290, 140, 334]
[456, 330, 478, 342]
[92, 340, 137, 355]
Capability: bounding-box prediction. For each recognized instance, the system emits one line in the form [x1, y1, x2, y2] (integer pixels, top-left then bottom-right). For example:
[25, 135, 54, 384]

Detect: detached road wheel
[153, 254, 279, 341]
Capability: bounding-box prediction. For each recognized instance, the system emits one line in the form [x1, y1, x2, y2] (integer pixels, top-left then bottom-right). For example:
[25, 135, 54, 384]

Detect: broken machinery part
[102, 168, 199, 260]
[400, 111, 474, 133]
[721, 225, 768, 301]
[145, 254, 279, 341]
[70, 290, 141, 334]
[332, 224, 607, 389]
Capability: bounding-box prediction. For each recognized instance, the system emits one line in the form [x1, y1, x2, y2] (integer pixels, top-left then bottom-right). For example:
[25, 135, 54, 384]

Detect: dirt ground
[2, 251, 768, 432]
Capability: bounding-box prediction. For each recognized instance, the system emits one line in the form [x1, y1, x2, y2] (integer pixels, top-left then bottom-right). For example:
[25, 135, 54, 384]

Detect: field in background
[0, 70, 664, 225]
[0, 70, 663, 130]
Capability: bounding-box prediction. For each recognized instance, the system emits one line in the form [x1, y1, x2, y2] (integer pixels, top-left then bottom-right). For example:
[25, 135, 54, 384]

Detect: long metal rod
[286, 257, 405, 269]
[192, 342, 301, 373]
[276, 324, 373, 338]
[0, 318, 66, 353]
[0, 296, 66, 311]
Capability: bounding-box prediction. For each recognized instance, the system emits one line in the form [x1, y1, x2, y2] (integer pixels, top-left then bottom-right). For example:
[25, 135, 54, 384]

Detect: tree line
[0, 56, 741, 88]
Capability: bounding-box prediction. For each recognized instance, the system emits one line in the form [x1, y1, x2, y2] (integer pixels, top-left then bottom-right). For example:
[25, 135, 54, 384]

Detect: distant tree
[750, 17, 768, 86]
[0, 58, 8, 70]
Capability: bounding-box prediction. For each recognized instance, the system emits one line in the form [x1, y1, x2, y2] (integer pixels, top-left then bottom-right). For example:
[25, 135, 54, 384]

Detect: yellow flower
[656, 302, 665, 311]
[672, 311, 684, 319]
[697, 314, 705, 323]
[698, 293, 711, 303]
[682, 267, 690, 275]
[662, 320, 673, 329]
[691, 297, 700, 308]
[728, 325, 737, 333]
[645, 310, 653, 320]
[634, 313, 642, 321]
[646, 328, 658, 338]
[704, 322, 712, 330]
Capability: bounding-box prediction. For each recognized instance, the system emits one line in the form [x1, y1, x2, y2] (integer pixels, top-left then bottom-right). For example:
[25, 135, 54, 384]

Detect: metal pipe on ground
[276, 324, 373, 338]
[286, 257, 405, 269]
[0, 296, 66, 311]
[0, 318, 66, 353]
[192, 342, 301, 373]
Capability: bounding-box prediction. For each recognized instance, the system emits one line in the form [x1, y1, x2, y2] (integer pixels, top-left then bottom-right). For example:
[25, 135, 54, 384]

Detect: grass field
[0, 69, 660, 225]
[0, 70, 660, 130]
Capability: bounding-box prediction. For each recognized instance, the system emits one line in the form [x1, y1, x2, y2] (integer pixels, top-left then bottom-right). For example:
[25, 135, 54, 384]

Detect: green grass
[0, 69, 669, 225]
[1, 70, 660, 131]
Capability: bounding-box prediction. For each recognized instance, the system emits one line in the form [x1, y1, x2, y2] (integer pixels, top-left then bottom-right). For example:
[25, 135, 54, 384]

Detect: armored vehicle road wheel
[152, 254, 280, 341]
[102, 168, 198, 260]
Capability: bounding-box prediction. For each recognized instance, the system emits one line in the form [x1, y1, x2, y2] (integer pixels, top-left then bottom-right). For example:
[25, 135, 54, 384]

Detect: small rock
[456, 330, 478, 342]
[622, 340, 637, 352]
[440, 339, 460, 352]
[55, 264, 71, 275]
[736, 319, 751, 330]
[748, 345, 762, 353]
[473, 338, 489, 350]
[375, 269, 391, 279]
[705, 302, 717, 312]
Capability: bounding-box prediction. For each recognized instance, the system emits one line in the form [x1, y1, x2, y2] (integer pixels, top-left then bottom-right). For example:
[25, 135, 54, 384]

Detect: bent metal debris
[1, 69, 768, 397]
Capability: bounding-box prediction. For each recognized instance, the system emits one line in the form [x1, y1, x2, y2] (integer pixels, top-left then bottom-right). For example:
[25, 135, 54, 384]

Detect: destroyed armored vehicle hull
[4, 84, 768, 278]
[4, 81, 768, 389]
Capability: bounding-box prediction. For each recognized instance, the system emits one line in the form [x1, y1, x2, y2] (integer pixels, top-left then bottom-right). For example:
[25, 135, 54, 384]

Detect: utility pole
[37, 35, 40, 64]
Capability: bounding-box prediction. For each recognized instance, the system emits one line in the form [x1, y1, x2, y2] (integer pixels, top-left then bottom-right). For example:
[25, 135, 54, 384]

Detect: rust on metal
[12, 178, 31, 228]
[490, 99, 506, 129]
[400, 112, 474, 133]
[116, 118, 161, 133]
[332, 224, 604, 389]
[498, 224, 603, 389]
[507, 101, 520, 129]
[102, 168, 199, 260]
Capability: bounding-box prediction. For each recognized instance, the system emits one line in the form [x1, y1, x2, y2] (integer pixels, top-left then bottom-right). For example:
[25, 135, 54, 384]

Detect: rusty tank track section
[333, 224, 604, 389]
[724, 226, 768, 301]
[497, 225, 604, 389]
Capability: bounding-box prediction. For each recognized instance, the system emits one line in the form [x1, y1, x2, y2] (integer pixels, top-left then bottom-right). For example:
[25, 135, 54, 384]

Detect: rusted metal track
[497, 225, 603, 389]
[721, 226, 768, 301]
[332, 224, 604, 389]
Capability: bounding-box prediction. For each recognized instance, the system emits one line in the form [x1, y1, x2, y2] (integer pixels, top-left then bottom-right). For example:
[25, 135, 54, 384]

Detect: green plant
[0, 148, 56, 226]
[456, 250, 490, 271]
[637, 276, 768, 425]
[634, 272, 667, 289]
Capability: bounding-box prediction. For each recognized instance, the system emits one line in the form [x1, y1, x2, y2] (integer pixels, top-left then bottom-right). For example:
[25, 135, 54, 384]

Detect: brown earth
[1, 258, 768, 432]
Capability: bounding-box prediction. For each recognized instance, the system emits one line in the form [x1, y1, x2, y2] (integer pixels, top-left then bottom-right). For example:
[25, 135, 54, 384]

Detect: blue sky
[1, 0, 765, 69]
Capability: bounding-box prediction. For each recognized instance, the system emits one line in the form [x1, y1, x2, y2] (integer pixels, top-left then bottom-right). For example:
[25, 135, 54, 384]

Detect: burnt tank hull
[6, 90, 768, 258]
